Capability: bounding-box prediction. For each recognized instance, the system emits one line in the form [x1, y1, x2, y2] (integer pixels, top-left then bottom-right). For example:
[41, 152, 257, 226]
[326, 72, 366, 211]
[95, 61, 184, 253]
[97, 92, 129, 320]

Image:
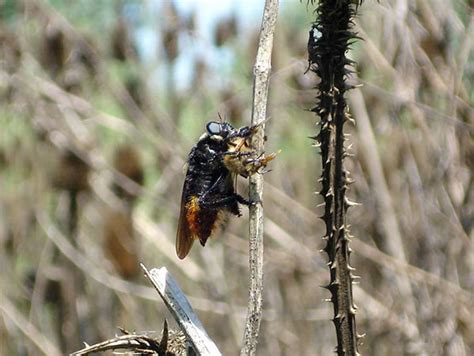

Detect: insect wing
[176, 182, 195, 259]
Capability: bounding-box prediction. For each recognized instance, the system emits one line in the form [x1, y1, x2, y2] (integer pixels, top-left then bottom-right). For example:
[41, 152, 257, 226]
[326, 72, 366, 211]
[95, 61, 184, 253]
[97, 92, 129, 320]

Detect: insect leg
[199, 174, 225, 202]
[221, 150, 255, 158]
[233, 194, 254, 206]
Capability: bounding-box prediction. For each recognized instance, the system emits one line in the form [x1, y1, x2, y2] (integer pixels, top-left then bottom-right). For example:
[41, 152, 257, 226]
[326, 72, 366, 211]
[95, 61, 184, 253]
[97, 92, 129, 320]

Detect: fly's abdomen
[185, 195, 219, 246]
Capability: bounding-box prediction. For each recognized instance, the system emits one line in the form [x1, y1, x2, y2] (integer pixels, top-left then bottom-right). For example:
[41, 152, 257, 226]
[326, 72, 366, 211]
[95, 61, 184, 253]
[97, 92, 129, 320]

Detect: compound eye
[206, 122, 222, 135]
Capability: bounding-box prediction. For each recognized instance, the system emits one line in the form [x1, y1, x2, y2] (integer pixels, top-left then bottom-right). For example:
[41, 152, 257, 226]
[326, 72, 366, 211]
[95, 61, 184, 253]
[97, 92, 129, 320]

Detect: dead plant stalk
[241, 0, 279, 355]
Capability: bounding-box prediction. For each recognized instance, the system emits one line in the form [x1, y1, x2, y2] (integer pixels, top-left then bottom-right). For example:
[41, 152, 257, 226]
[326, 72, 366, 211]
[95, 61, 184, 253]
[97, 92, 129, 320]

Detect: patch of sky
[123, 0, 270, 92]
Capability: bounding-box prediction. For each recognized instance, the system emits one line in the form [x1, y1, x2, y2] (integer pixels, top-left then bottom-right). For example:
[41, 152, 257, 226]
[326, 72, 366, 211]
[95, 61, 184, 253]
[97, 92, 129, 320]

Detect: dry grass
[0, 0, 473, 355]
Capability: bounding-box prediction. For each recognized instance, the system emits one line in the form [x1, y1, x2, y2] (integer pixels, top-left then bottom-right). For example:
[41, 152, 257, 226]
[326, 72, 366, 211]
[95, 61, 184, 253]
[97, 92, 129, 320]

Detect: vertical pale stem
[241, 1, 279, 355]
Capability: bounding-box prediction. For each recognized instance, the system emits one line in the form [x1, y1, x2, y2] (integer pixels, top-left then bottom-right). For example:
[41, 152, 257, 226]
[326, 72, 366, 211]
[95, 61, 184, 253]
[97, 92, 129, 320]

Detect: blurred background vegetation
[0, 0, 473, 355]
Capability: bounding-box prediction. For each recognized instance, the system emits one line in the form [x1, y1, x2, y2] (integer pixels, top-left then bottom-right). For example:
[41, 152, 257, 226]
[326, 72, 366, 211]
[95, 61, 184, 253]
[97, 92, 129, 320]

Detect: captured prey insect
[176, 121, 277, 259]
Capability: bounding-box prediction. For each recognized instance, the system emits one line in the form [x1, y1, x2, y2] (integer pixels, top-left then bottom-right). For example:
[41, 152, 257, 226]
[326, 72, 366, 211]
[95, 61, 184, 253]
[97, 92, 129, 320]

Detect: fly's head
[205, 121, 235, 142]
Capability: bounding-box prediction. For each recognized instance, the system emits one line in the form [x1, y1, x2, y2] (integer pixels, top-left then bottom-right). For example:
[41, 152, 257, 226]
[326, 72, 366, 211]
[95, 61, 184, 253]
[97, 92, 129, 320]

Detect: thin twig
[241, 1, 279, 355]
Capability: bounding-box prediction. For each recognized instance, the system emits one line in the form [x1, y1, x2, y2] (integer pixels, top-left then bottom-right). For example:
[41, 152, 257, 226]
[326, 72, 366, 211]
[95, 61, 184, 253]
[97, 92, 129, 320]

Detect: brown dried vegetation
[0, 1, 473, 355]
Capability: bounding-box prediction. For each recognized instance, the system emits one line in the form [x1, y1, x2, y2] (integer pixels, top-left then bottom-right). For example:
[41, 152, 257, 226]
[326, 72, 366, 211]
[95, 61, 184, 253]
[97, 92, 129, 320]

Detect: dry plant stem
[142, 265, 222, 356]
[241, 0, 279, 355]
[308, 1, 362, 354]
[71, 334, 164, 355]
[38, 210, 251, 317]
[349, 90, 421, 328]
[0, 295, 62, 356]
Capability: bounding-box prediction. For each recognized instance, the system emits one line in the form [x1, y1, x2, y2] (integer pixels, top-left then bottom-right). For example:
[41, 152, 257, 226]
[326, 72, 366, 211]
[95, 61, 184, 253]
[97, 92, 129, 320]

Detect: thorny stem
[241, 1, 279, 355]
[308, 0, 363, 355]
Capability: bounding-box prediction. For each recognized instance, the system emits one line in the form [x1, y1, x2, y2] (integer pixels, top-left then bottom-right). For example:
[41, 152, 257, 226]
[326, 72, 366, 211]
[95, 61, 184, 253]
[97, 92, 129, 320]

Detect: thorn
[159, 319, 169, 351]
[345, 177, 355, 185]
[118, 327, 129, 335]
[326, 188, 334, 198]
[345, 197, 360, 207]
[334, 313, 344, 320]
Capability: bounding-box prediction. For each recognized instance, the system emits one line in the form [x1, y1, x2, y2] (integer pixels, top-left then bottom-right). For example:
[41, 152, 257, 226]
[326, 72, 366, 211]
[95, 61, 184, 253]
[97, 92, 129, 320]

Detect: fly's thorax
[189, 135, 225, 171]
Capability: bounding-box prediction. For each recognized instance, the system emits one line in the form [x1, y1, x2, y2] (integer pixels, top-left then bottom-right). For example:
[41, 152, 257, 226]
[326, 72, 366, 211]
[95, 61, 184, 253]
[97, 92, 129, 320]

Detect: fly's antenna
[252, 116, 271, 129]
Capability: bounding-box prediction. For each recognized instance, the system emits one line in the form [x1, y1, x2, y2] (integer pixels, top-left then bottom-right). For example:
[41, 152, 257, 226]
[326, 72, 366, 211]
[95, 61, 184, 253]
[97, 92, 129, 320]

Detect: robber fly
[176, 120, 276, 259]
